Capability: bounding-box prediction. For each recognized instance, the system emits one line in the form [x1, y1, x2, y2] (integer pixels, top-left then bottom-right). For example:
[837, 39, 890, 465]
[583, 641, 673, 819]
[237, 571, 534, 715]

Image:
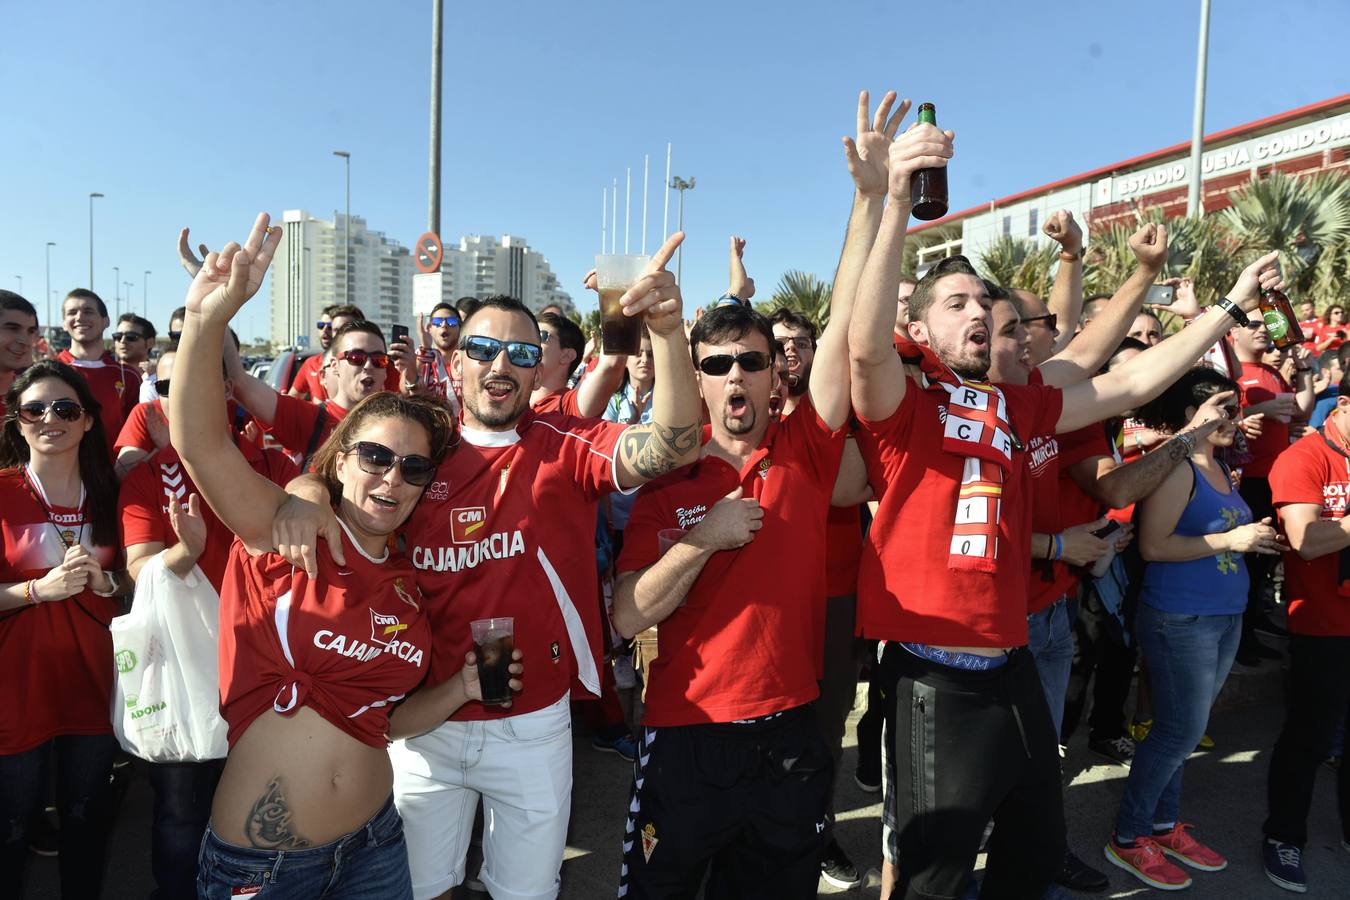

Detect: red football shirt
[262, 394, 348, 464]
[0, 468, 121, 754]
[1316, 322, 1346, 353]
[855, 380, 1063, 646]
[404, 411, 631, 720]
[119, 442, 298, 594]
[531, 388, 584, 417]
[617, 407, 845, 725]
[57, 351, 141, 457]
[1027, 422, 1111, 614]
[1269, 430, 1350, 637]
[217, 524, 432, 748]
[1299, 317, 1322, 353]
[293, 353, 326, 400]
[1238, 361, 1291, 477]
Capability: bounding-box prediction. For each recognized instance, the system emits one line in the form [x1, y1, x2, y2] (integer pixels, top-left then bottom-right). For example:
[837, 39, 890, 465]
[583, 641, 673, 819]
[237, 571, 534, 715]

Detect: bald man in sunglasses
[274, 236, 704, 900]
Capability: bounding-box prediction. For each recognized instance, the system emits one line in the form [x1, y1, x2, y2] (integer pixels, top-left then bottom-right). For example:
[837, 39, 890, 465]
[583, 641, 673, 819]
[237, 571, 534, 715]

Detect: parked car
[266, 348, 320, 394]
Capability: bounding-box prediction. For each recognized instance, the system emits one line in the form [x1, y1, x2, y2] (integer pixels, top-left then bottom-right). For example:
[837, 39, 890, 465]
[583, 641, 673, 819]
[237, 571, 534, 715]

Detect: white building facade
[269, 210, 413, 350]
[438, 234, 573, 314]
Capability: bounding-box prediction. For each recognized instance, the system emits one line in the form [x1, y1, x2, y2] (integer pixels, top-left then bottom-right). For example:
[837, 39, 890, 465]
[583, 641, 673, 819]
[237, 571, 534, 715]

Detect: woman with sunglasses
[173, 216, 520, 899]
[1104, 367, 1284, 890]
[0, 360, 130, 897]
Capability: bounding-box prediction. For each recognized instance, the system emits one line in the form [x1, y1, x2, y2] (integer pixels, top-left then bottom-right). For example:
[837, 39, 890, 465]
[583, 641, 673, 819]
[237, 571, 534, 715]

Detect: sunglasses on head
[1022, 313, 1058, 331]
[345, 441, 436, 486]
[697, 351, 772, 376]
[110, 331, 143, 342]
[17, 399, 85, 423]
[154, 379, 171, 398]
[429, 315, 460, 328]
[335, 350, 390, 369]
[459, 335, 542, 368]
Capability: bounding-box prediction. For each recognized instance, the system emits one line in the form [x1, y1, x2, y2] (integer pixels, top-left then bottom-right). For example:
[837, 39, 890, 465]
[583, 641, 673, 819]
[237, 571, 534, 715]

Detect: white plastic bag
[110, 552, 228, 761]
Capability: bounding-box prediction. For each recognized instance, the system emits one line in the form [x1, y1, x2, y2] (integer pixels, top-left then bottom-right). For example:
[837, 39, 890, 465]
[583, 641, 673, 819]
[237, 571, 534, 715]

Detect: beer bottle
[1258, 286, 1305, 349]
[910, 102, 949, 221]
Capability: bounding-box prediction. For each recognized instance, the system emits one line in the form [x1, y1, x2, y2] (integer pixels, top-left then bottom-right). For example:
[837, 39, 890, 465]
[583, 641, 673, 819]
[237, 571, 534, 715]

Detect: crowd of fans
[1, 89, 1349, 900]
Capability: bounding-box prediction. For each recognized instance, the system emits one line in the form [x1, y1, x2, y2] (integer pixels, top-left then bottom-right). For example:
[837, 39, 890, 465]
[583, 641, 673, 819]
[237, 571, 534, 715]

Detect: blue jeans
[197, 795, 412, 900]
[150, 759, 224, 900]
[1028, 595, 1074, 737]
[1115, 605, 1240, 841]
[0, 733, 118, 899]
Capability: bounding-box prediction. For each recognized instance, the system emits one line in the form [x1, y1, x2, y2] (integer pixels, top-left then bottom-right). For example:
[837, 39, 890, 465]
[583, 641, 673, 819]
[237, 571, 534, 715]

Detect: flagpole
[641, 154, 649, 255]
[611, 179, 618, 253]
[601, 186, 607, 254]
[662, 143, 672, 239]
[624, 167, 632, 254]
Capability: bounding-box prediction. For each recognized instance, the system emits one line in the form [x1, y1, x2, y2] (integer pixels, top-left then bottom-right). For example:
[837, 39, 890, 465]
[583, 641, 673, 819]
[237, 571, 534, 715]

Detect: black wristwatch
[1215, 297, 1249, 327]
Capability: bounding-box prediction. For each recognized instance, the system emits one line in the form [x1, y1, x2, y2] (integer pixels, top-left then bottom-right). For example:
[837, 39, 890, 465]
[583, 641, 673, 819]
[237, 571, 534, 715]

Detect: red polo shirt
[617, 406, 845, 725]
[855, 380, 1063, 647]
[261, 394, 348, 465]
[57, 351, 140, 458]
[1238, 361, 1291, 478]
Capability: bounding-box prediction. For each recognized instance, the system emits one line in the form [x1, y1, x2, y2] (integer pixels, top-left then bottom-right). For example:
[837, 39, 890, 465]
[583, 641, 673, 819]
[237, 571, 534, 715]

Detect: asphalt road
[25, 663, 1350, 899]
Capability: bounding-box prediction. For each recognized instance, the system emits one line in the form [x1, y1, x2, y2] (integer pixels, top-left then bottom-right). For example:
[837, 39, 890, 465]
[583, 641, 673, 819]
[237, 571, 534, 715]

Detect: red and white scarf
[898, 339, 1015, 573]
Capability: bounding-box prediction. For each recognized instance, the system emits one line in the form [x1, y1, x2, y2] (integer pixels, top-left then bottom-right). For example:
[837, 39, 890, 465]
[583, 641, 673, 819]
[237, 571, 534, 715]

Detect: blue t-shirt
[1140, 460, 1252, 616]
[1310, 387, 1338, 429]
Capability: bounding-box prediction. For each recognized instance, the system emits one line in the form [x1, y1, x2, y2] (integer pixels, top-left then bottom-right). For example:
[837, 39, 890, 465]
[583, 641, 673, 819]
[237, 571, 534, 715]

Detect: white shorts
[391, 692, 573, 900]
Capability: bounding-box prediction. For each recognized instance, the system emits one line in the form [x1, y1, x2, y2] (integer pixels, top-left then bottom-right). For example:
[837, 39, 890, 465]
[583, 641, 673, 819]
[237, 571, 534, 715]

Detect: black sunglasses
[110, 331, 144, 342]
[346, 441, 437, 486]
[1022, 313, 1058, 331]
[154, 379, 171, 397]
[335, 350, 391, 369]
[459, 335, 542, 368]
[17, 399, 86, 423]
[697, 351, 772, 376]
[429, 316, 460, 328]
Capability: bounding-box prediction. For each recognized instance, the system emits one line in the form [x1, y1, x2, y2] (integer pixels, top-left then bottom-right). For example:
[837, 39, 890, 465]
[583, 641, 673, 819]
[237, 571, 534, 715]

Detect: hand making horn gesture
[184, 213, 284, 324]
[620, 231, 686, 337]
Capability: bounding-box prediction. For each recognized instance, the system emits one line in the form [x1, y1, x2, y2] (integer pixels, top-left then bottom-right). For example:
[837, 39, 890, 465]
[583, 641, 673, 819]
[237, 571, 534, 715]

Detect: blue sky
[2, 0, 1347, 343]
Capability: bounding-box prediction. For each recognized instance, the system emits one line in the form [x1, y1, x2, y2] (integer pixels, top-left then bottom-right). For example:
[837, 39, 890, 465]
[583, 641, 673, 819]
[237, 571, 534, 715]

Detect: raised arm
[170, 214, 289, 553]
[727, 237, 756, 302]
[574, 352, 628, 418]
[1042, 210, 1085, 356]
[848, 115, 953, 421]
[1038, 223, 1167, 387]
[614, 233, 702, 489]
[1057, 251, 1283, 433]
[222, 336, 279, 424]
[812, 90, 908, 430]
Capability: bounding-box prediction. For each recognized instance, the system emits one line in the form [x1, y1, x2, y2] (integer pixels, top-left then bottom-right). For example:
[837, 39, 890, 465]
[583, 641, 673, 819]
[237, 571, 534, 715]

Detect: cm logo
[451, 506, 487, 544]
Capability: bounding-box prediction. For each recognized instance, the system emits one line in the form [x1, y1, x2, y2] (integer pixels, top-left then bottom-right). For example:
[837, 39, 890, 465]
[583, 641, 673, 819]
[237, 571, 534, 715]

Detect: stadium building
[910, 94, 1350, 270]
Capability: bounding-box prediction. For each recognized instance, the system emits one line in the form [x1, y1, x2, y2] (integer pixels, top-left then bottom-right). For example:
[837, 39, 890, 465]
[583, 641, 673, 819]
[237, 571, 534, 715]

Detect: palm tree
[976, 235, 1058, 296]
[902, 221, 963, 275]
[762, 270, 833, 329]
[1220, 170, 1350, 303]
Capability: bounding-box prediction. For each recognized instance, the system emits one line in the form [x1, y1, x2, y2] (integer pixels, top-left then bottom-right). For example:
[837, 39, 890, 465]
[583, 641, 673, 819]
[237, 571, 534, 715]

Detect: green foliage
[1219, 171, 1350, 298]
[976, 236, 1059, 296]
[759, 270, 833, 329]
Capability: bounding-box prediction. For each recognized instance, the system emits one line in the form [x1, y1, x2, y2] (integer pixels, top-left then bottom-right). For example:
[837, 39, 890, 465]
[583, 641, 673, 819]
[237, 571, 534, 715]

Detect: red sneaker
[1152, 823, 1228, 871]
[1104, 835, 1193, 890]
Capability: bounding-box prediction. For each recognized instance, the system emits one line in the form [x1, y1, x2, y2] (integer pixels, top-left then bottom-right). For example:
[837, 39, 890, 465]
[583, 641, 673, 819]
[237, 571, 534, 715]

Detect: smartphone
[1092, 520, 1122, 540]
[1145, 284, 1176, 306]
[391, 324, 409, 345]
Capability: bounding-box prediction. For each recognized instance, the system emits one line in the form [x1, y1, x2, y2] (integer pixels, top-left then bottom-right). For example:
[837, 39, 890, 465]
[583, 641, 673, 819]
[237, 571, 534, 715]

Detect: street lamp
[669, 176, 696, 285]
[45, 242, 55, 336]
[88, 193, 104, 288]
[124, 282, 133, 319]
[1186, 0, 1211, 217]
[113, 266, 120, 315]
[143, 270, 151, 317]
[333, 150, 351, 305]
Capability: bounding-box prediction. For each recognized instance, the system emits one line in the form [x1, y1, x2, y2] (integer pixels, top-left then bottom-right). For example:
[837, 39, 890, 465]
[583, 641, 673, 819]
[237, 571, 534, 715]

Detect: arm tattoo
[245, 777, 311, 850]
[621, 422, 699, 480]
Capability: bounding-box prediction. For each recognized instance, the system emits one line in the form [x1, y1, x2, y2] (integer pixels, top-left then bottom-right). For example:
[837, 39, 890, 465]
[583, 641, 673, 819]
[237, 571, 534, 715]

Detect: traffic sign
[415, 231, 443, 274]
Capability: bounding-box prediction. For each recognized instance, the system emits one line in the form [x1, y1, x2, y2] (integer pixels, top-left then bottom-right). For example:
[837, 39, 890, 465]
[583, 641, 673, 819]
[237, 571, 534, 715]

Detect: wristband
[91, 572, 120, 598]
[1214, 297, 1249, 327]
[24, 579, 39, 605]
[1053, 534, 1064, 562]
[1058, 247, 1083, 262]
[1176, 432, 1195, 458]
